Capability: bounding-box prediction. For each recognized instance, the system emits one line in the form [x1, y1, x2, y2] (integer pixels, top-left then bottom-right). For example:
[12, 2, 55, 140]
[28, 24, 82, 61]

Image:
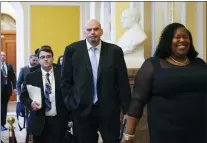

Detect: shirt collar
[41, 67, 53, 76]
[86, 40, 102, 51]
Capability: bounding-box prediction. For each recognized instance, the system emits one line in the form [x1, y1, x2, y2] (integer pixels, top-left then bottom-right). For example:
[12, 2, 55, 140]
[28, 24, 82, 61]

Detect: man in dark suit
[20, 47, 68, 143]
[1, 51, 16, 131]
[16, 54, 38, 97]
[61, 19, 131, 143]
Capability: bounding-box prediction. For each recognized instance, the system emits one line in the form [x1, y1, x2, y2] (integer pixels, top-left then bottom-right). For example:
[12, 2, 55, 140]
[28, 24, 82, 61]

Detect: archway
[1, 10, 17, 101]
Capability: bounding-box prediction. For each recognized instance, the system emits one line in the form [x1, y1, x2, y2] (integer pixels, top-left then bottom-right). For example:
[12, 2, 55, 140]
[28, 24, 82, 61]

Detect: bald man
[61, 19, 131, 143]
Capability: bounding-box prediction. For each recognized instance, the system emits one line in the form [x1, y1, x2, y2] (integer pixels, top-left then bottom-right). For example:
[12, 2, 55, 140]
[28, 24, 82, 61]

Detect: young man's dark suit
[1, 63, 16, 126]
[61, 40, 131, 143]
[20, 64, 68, 143]
[29, 64, 40, 73]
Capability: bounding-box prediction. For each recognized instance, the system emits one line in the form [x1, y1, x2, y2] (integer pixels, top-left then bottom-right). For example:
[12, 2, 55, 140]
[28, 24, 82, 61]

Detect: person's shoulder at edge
[30, 67, 41, 75]
[65, 40, 86, 49]
[190, 57, 207, 67]
[144, 56, 160, 63]
[52, 63, 61, 69]
[22, 65, 29, 69]
[102, 40, 124, 52]
[25, 68, 41, 83]
[192, 57, 206, 63]
[30, 64, 40, 73]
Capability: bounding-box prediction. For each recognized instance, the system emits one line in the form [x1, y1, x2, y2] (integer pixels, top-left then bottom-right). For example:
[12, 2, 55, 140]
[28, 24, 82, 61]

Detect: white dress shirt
[1, 62, 7, 75]
[86, 40, 102, 66]
[41, 67, 57, 116]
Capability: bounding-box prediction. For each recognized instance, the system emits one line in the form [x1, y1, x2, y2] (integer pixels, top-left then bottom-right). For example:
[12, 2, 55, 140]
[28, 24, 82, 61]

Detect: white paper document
[26, 85, 42, 108]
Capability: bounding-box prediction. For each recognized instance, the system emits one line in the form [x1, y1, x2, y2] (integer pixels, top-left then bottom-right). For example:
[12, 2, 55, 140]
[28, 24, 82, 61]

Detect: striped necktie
[44, 73, 51, 111]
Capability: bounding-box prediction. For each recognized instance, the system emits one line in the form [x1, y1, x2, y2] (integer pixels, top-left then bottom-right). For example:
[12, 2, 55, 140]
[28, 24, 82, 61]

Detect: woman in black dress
[122, 23, 207, 143]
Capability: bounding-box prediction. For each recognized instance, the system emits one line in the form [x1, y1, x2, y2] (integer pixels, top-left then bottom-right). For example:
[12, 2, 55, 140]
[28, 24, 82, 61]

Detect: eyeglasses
[39, 55, 52, 59]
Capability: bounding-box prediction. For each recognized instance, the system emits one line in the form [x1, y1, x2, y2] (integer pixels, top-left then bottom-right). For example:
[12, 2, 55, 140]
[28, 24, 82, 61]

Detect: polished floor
[1, 101, 26, 143]
[1, 101, 103, 143]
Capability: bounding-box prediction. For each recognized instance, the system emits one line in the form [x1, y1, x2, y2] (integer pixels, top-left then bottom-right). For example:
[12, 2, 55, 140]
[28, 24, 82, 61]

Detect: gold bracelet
[123, 133, 135, 141]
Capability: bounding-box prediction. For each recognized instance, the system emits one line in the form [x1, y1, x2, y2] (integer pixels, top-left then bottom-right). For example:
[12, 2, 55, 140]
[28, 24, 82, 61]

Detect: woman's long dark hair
[154, 23, 198, 59]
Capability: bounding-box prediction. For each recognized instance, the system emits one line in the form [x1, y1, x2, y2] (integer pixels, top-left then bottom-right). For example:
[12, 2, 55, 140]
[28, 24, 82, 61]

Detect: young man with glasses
[20, 46, 68, 143]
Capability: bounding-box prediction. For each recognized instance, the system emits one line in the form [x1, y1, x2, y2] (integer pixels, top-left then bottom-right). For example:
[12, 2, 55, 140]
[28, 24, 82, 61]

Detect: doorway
[1, 13, 17, 101]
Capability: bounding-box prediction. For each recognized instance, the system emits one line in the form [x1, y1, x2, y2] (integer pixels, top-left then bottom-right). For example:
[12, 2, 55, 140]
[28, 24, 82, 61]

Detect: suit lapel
[25, 66, 30, 75]
[83, 41, 93, 77]
[83, 40, 108, 79]
[53, 65, 59, 104]
[97, 41, 107, 79]
[36, 69, 44, 95]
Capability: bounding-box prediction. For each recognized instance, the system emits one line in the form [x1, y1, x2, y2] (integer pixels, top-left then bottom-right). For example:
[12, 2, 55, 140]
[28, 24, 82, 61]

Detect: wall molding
[197, 2, 203, 59]
[10, 2, 24, 79]
[9, 2, 86, 79]
[168, 2, 174, 23]
[1, 2, 16, 20]
[164, 2, 169, 27]
[110, 2, 116, 43]
[27, 2, 85, 56]
[100, 2, 111, 41]
[151, 2, 156, 56]
[129, 2, 139, 9]
[81, 2, 90, 40]
[140, 2, 145, 29]
[180, 2, 186, 26]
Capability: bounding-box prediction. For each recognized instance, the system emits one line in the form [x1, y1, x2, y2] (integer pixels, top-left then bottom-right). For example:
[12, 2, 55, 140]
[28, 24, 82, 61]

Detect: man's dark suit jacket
[20, 64, 68, 136]
[61, 40, 131, 119]
[1, 63, 16, 96]
[16, 65, 30, 96]
[29, 64, 40, 73]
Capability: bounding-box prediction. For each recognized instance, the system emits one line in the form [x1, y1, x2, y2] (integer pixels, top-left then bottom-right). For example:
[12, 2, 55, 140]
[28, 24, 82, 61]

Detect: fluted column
[89, 2, 101, 21]
[100, 2, 111, 41]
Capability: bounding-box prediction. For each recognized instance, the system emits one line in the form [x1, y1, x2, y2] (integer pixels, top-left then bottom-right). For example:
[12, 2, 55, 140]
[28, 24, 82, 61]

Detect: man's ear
[101, 29, 103, 36]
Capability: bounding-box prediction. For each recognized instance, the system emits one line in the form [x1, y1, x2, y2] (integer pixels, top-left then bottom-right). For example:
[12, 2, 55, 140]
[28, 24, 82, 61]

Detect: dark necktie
[2, 62, 7, 85]
[44, 73, 51, 112]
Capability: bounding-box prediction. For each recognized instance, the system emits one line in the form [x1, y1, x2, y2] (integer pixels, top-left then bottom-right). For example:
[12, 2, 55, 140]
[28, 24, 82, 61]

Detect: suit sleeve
[16, 67, 24, 96]
[10, 64, 16, 89]
[61, 45, 74, 111]
[115, 46, 131, 114]
[20, 73, 33, 111]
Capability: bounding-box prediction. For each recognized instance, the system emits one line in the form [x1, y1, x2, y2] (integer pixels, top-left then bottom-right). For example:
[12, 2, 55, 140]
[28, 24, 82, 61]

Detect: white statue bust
[118, 8, 147, 55]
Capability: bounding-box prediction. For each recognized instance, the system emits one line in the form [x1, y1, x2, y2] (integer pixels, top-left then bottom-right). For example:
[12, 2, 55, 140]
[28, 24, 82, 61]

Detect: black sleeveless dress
[128, 57, 207, 143]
